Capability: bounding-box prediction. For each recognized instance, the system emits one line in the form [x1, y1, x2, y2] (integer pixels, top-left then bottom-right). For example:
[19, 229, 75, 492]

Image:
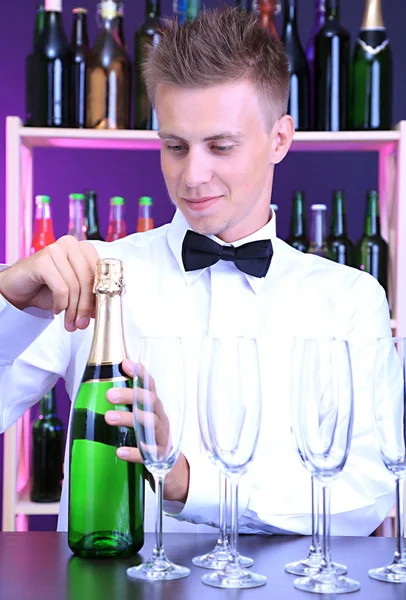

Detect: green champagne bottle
[355, 189, 388, 293]
[84, 190, 104, 241]
[30, 387, 64, 502]
[307, 203, 332, 259]
[134, 0, 161, 130]
[327, 190, 354, 266]
[285, 191, 309, 253]
[314, 0, 350, 131]
[350, 0, 392, 131]
[68, 258, 144, 558]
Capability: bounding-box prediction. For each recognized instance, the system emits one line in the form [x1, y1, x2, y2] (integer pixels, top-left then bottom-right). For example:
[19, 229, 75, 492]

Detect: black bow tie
[181, 230, 273, 278]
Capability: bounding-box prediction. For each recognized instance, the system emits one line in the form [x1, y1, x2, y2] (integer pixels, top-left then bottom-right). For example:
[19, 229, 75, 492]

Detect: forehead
[155, 80, 268, 135]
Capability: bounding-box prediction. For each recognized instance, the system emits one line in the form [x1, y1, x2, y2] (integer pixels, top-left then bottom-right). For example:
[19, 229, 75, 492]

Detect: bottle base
[69, 531, 143, 558]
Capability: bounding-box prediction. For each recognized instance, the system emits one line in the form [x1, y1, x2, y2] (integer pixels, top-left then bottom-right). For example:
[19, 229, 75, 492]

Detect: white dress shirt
[0, 209, 395, 535]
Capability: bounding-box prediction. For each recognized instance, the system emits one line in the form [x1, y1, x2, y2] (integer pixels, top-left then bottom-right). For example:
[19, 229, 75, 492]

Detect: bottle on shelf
[314, 0, 350, 131]
[70, 7, 89, 129]
[285, 191, 309, 253]
[86, 0, 131, 129]
[68, 193, 87, 241]
[327, 190, 354, 266]
[106, 196, 127, 241]
[25, 3, 45, 127]
[84, 190, 104, 241]
[307, 204, 332, 259]
[136, 196, 154, 232]
[32, 0, 71, 127]
[134, 0, 161, 130]
[30, 194, 56, 254]
[355, 189, 388, 294]
[173, 0, 188, 24]
[281, 0, 310, 131]
[258, 0, 279, 40]
[30, 387, 64, 503]
[68, 258, 145, 557]
[305, 0, 325, 130]
[187, 0, 201, 20]
[350, 0, 392, 131]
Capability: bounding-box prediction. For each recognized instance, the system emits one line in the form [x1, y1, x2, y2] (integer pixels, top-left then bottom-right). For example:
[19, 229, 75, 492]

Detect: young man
[0, 8, 394, 534]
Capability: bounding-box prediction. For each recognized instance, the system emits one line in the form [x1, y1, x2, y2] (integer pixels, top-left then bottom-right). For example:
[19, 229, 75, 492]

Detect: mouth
[182, 196, 223, 211]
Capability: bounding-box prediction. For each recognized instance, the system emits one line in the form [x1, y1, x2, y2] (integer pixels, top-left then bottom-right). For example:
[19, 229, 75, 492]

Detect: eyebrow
[157, 131, 247, 142]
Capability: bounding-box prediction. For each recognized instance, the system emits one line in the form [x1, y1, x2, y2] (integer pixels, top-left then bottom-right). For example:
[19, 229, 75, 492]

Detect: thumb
[122, 359, 136, 377]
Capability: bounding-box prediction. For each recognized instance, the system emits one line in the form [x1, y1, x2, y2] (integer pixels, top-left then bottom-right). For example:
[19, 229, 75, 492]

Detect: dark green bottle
[327, 190, 354, 266]
[26, 4, 45, 126]
[32, 0, 71, 127]
[314, 0, 350, 131]
[355, 190, 388, 293]
[281, 0, 310, 131]
[134, 0, 161, 130]
[68, 259, 144, 558]
[285, 191, 309, 252]
[350, 0, 392, 130]
[84, 190, 104, 241]
[70, 8, 90, 129]
[30, 387, 64, 503]
[307, 204, 332, 259]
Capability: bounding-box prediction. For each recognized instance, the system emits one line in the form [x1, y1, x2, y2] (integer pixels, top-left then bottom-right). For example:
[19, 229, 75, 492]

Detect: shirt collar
[166, 207, 278, 294]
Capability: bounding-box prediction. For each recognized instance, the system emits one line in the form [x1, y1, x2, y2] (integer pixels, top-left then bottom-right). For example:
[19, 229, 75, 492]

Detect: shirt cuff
[163, 451, 252, 527]
[0, 295, 54, 362]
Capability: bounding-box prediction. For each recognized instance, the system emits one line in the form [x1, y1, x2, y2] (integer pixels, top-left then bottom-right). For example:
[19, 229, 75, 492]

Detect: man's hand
[105, 359, 190, 504]
[0, 236, 99, 332]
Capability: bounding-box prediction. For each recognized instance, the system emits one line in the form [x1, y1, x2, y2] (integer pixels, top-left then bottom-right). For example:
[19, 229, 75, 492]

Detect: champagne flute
[291, 337, 360, 594]
[192, 471, 254, 569]
[126, 336, 190, 581]
[197, 336, 266, 588]
[369, 337, 406, 583]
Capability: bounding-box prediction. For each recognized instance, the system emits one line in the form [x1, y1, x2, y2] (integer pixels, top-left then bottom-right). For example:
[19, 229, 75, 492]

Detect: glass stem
[152, 475, 165, 561]
[394, 478, 406, 563]
[322, 484, 333, 572]
[229, 479, 240, 567]
[218, 471, 229, 550]
[310, 476, 322, 555]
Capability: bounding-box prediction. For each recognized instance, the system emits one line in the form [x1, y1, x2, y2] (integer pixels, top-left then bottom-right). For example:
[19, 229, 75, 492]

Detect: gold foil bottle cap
[94, 258, 125, 295]
[361, 0, 384, 29]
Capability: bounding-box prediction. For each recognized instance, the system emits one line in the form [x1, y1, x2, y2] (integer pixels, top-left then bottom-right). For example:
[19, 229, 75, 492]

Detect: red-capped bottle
[31, 194, 56, 254]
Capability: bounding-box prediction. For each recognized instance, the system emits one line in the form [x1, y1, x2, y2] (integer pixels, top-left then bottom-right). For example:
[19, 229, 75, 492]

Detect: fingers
[116, 446, 143, 462]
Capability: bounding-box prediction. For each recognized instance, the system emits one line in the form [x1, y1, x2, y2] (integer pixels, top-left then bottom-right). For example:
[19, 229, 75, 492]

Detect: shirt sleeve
[0, 294, 71, 432]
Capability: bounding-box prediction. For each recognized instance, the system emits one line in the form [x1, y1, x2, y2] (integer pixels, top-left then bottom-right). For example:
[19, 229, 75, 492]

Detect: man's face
[156, 80, 276, 242]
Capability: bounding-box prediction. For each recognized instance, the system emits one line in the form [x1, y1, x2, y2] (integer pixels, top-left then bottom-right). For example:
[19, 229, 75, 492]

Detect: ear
[269, 115, 295, 164]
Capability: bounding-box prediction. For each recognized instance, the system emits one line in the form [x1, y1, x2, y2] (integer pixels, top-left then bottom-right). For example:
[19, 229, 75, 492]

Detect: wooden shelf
[16, 488, 60, 516]
[17, 122, 401, 152]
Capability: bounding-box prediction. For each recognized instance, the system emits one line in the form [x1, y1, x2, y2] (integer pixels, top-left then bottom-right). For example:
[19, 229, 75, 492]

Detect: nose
[182, 148, 213, 188]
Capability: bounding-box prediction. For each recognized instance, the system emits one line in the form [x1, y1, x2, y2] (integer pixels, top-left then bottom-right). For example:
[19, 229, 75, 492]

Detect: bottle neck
[311, 210, 327, 247]
[284, 0, 297, 25]
[88, 293, 128, 367]
[39, 389, 57, 416]
[258, 1, 278, 38]
[326, 0, 339, 20]
[86, 197, 100, 235]
[43, 10, 64, 33]
[34, 202, 53, 226]
[34, 7, 45, 45]
[361, 0, 384, 29]
[315, 0, 326, 26]
[147, 0, 160, 17]
[365, 196, 381, 236]
[68, 200, 86, 237]
[331, 196, 347, 236]
[290, 197, 306, 237]
[109, 204, 124, 223]
[72, 14, 89, 46]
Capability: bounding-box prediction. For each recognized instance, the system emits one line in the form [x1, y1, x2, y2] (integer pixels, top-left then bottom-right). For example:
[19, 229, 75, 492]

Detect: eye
[212, 145, 235, 152]
[166, 144, 185, 153]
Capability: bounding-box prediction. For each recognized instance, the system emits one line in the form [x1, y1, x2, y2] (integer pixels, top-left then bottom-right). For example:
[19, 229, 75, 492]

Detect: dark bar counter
[1, 532, 404, 600]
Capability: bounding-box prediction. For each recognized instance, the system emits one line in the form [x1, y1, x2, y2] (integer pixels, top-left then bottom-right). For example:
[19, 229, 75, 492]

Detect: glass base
[202, 565, 266, 589]
[285, 556, 347, 577]
[193, 546, 254, 570]
[294, 572, 360, 594]
[127, 558, 190, 581]
[369, 562, 406, 583]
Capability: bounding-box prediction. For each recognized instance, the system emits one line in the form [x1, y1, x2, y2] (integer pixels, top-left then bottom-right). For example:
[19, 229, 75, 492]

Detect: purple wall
[1, 0, 406, 529]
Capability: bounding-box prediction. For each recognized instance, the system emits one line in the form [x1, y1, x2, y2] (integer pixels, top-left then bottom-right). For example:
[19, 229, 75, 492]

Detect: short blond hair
[143, 7, 290, 127]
